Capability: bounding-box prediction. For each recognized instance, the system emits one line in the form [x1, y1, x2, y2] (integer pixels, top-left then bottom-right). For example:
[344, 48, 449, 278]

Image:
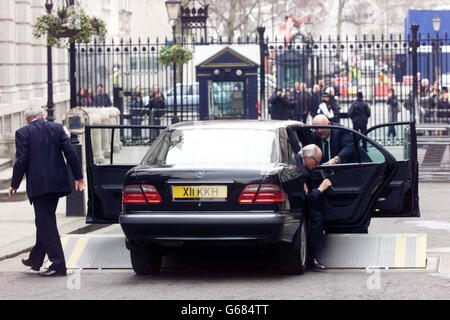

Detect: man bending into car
[295, 144, 332, 271]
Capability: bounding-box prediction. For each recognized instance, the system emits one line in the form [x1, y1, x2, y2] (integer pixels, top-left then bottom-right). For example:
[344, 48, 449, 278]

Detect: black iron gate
[73, 29, 450, 130]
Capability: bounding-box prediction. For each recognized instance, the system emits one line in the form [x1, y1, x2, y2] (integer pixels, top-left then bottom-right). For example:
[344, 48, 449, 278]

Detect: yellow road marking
[66, 237, 89, 268]
[394, 235, 407, 268]
[44, 236, 70, 269]
[415, 235, 427, 268]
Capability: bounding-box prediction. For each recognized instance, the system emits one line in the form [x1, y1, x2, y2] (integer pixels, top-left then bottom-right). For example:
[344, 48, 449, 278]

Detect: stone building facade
[0, 0, 172, 158]
[0, 0, 70, 157]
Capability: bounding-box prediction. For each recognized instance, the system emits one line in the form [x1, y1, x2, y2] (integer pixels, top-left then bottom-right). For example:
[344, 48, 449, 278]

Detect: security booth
[195, 45, 260, 120]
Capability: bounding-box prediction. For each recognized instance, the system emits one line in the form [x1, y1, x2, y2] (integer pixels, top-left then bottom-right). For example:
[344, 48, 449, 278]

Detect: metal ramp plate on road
[317, 234, 427, 268]
[59, 233, 427, 270]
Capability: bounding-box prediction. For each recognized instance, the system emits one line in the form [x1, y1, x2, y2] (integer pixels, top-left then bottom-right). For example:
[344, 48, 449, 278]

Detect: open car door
[287, 124, 399, 233]
[85, 125, 165, 224]
[365, 121, 420, 218]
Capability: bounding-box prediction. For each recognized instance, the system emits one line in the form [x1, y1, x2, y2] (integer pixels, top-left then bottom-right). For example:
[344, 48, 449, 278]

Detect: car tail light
[238, 184, 259, 203]
[239, 184, 285, 204]
[141, 185, 162, 203]
[122, 185, 161, 204]
[254, 184, 286, 203]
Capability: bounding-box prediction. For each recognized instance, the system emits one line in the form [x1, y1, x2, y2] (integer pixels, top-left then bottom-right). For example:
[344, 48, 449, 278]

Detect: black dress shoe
[38, 269, 67, 277]
[21, 258, 40, 272]
[311, 258, 327, 271]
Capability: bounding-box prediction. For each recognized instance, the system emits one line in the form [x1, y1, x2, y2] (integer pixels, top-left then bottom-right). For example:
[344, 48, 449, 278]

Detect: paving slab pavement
[0, 197, 108, 261]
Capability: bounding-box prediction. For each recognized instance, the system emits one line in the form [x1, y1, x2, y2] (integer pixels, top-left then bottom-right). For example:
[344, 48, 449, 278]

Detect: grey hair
[299, 144, 320, 159]
[24, 105, 45, 121]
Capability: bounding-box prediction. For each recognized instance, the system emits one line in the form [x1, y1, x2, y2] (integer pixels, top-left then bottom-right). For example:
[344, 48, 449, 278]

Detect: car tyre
[279, 217, 308, 275]
[130, 248, 163, 275]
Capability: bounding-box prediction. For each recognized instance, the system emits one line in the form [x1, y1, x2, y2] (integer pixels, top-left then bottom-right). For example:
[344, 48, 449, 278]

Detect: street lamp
[165, 0, 181, 124]
[166, 0, 181, 21]
[45, 0, 55, 122]
[305, 17, 313, 38]
[432, 15, 441, 33]
[432, 15, 441, 84]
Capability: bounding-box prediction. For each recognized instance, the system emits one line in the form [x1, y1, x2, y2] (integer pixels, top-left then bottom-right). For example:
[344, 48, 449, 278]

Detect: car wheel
[130, 248, 163, 275]
[279, 217, 308, 275]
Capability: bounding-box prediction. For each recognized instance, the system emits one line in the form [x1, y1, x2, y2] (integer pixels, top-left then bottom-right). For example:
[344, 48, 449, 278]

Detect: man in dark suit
[294, 144, 332, 271]
[8, 106, 85, 277]
[312, 114, 355, 165]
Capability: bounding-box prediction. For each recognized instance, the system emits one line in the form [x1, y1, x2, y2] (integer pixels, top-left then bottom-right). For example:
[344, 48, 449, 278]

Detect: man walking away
[349, 91, 371, 135]
[9, 106, 85, 277]
[386, 88, 399, 138]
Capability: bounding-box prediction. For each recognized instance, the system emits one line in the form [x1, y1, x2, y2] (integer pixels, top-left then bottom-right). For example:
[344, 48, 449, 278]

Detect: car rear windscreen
[145, 128, 279, 165]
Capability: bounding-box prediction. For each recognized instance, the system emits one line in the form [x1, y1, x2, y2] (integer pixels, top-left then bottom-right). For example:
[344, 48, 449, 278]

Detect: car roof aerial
[169, 120, 304, 130]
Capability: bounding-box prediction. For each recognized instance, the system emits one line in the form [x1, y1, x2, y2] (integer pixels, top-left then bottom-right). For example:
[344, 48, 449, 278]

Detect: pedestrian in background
[77, 87, 88, 107]
[285, 89, 296, 120]
[93, 83, 112, 107]
[310, 84, 322, 119]
[349, 91, 371, 150]
[149, 85, 166, 120]
[317, 91, 335, 121]
[130, 85, 143, 141]
[419, 78, 432, 123]
[430, 81, 440, 125]
[293, 82, 310, 123]
[269, 86, 289, 120]
[326, 87, 340, 118]
[386, 88, 399, 138]
[9, 106, 85, 277]
[437, 87, 449, 128]
[87, 87, 94, 106]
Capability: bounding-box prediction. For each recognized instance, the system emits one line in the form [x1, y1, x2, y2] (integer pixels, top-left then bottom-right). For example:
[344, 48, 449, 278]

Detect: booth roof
[194, 44, 260, 67]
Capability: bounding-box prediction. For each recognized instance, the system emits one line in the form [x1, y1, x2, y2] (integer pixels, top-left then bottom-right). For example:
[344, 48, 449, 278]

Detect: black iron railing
[73, 33, 450, 130]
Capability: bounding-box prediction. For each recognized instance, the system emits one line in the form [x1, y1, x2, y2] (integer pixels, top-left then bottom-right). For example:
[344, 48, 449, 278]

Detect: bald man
[312, 114, 355, 165]
[294, 144, 332, 271]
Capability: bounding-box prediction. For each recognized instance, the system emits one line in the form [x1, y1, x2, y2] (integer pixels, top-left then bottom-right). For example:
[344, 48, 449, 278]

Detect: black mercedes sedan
[85, 120, 419, 275]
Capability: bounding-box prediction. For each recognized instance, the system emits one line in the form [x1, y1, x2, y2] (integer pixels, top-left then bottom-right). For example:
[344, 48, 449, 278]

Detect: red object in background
[336, 77, 348, 86]
[257, 98, 261, 117]
[375, 85, 392, 96]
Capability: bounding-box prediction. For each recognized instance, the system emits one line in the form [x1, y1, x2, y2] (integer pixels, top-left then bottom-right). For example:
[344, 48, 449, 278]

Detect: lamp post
[45, 0, 55, 122]
[165, 0, 181, 124]
[66, 0, 84, 216]
[432, 15, 441, 85]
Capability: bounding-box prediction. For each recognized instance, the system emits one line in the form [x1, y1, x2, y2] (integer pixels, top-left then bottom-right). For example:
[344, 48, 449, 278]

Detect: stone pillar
[15, 0, 34, 104]
[0, 0, 19, 106]
[30, 0, 46, 101]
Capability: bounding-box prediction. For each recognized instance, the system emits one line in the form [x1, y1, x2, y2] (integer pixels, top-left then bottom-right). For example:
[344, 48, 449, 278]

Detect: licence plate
[172, 185, 227, 200]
